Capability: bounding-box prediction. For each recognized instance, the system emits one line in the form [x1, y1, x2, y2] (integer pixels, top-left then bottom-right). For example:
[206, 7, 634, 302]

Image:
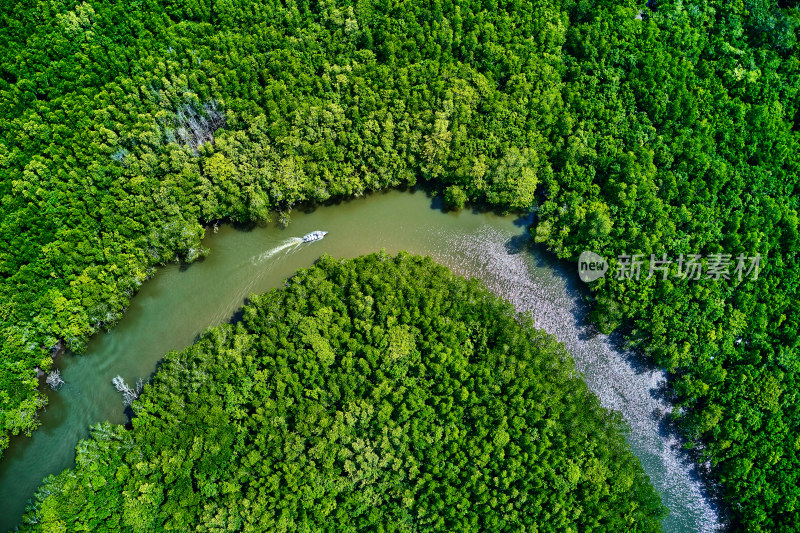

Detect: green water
[0, 190, 719, 531]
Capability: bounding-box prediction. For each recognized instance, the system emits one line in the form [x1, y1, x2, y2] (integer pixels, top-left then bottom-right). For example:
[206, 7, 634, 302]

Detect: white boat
[301, 231, 328, 243]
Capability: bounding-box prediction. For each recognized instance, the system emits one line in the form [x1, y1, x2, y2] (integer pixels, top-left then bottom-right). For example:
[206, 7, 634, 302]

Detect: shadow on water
[512, 210, 535, 228]
[179, 255, 205, 272]
[657, 405, 731, 531]
[610, 328, 665, 376]
[230, 219, 260, 232]
[297, 184, 413, 215]
[0, 190, 724, 532]
[520, 238, 605, 344]
[422, 184, 536, 221]
[502, 230, 725, 531]
[501, 213, 537, 256]
[429, 194, 446, 212]
[296, 202, 320, 215]
[503, 234, 529, 255]
[207, 185, 419, 238]
[227, 305, 247, 325]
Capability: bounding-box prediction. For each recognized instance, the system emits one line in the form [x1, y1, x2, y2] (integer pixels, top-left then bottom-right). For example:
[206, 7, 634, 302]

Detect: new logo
[578, 251, 608, 282]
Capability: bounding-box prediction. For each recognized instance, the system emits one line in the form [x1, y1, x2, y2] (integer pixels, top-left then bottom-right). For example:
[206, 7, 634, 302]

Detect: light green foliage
[19, 253, 666, 531]
[529, 2, 800, 529]
[443, 185, 468, 210]
[1, 0, 799, 528]
[0, 0, 563, 453]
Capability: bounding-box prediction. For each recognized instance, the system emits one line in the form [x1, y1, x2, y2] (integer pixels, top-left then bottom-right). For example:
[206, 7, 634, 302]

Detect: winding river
[0, 190, 720, 531]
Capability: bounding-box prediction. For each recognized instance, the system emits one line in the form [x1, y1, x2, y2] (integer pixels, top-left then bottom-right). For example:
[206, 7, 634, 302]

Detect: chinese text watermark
[578, 251, 761, 282]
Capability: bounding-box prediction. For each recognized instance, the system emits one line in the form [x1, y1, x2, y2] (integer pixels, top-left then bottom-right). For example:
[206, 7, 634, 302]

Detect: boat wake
[251, 237, 303, 265]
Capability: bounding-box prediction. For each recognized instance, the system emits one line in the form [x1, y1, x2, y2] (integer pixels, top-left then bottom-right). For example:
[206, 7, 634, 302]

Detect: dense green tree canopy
[18, 253, 666, 532]
[1, 0, 799, 529]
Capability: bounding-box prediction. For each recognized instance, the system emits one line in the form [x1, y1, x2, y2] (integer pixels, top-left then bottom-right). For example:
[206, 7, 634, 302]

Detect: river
[0, 190, 720, 531]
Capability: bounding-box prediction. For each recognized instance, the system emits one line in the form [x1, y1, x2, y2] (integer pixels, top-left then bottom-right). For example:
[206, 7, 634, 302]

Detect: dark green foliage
[1, 0, 800, 528]
[19, 253, 666, 531]
[529, 2, 800, 530]
[0, 0, 562, 452]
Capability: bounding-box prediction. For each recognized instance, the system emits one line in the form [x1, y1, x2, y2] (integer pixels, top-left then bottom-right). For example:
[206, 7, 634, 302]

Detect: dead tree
[46, 369, 65, 391]
[168, 100, 226, 153]
[111, 375, 141, 407]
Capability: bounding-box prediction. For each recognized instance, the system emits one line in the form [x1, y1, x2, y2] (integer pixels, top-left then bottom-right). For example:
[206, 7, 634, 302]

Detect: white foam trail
[250, 238, 302, 265]
[233, 237, 305, 312]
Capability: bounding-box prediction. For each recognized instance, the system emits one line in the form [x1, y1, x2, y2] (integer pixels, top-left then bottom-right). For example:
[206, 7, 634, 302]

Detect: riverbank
[0, 190, 719, 532]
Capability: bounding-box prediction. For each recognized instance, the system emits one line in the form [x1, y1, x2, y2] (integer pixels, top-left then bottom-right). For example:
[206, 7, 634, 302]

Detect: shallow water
[0, 190, 719, 531]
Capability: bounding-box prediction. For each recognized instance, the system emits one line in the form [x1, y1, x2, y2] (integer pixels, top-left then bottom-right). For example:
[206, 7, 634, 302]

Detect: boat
[301, 231, 328, 243]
